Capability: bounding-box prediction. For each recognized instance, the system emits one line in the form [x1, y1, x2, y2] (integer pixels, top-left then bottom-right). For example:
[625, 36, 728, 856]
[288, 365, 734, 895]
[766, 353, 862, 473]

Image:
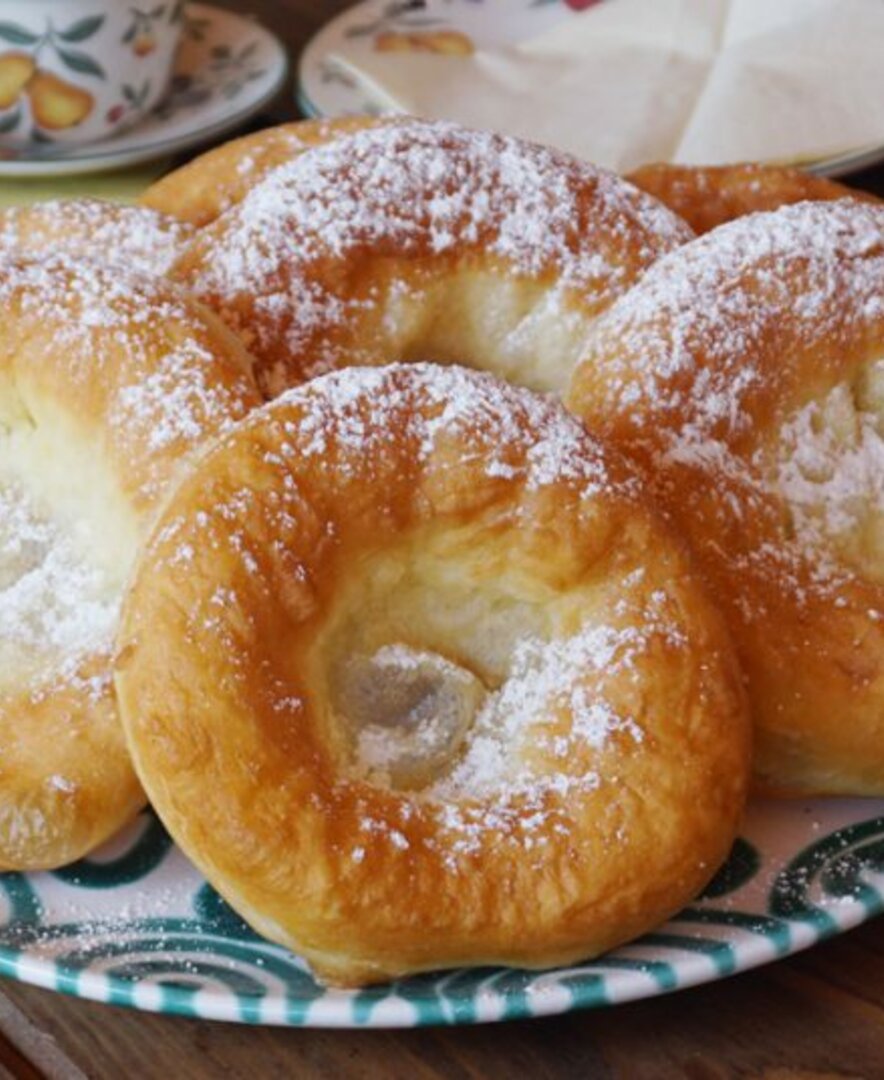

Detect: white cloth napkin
[329, 0, 884, 170]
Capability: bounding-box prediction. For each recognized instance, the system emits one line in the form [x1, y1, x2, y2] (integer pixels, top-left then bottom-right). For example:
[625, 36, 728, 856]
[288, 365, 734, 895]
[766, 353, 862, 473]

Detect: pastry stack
[0, 116, 880, 987]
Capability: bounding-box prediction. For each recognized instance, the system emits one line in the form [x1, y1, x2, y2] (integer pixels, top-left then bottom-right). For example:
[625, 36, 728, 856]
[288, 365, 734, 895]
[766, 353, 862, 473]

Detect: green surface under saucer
[0, 165, 166, 206]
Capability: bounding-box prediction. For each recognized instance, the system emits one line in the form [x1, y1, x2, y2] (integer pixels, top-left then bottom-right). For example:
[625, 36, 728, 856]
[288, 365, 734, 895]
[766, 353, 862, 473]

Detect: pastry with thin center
[568, 199, 884, 795]
[115, 363, 749, 987]
[172, 118, 693, 397]
[0, 255, 261, 870]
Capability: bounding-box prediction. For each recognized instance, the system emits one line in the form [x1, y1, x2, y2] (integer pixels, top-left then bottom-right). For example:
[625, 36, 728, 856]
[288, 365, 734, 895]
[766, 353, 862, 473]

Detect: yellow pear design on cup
[0, 3, 183, 146]
[0, 52, 93, 129]
[0, 52, 35, 110]
[26, 70, 94, 129]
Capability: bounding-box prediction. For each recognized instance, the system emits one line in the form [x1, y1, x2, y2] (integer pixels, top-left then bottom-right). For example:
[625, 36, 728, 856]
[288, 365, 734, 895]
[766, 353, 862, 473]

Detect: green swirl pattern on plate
[1, 797, 883, 1026]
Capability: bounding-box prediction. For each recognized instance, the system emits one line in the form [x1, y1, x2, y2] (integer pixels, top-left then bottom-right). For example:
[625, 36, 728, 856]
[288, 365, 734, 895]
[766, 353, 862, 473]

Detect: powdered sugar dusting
[272, 369, 682, 854]
[420, 588, 683, 863]
[278, 362, 620, 496]
[583, 200, 884, 444]
[160, 365, 628, 597]
[183, 118, 690, 388]
[0, 253, 188, 333]
[0, 479, 117, 682]
[427, 621, 647, 805]
[0, 253, 257, 701]
[577, 199, 884, 590]
[0, 254, 257, 498]
[113, 340, 249, 459]
[336, 591, 687, 865]
[772, 378, 884, 578]
[0, 199, 193, 277]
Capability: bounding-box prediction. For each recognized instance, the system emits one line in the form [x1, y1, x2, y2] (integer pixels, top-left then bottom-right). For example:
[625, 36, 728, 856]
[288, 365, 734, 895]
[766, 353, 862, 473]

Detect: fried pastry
[140, 116, 387, 227]
[627, 161, 879, 235]
[115, 364, 749, 986]
[0, 255, 260, 869]
[172, 118, 692, 396]
[0, 198, 193, 276]
[569, 200, 884, 795]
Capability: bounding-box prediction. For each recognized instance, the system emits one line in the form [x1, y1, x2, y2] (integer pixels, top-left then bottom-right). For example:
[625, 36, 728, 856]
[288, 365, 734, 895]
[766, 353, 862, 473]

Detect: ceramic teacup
[0, 0, 185, 148]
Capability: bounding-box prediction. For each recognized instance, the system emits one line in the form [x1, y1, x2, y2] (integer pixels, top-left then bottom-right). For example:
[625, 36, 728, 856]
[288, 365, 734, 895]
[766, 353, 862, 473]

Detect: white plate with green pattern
[0, 3, 287, 177]
[1, 797, 882, 1026]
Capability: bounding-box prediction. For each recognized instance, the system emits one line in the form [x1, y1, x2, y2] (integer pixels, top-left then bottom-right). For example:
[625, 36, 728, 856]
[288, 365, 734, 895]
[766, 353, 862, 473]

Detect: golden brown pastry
[0, 199, 194, 276]
[172, 118, 693, 397]
[115, 363, 750, 987]
[140, 117, 387, 227]
[627, 161, 879, 235]
[0, 255, 261, 870]
[568, 199, 884, 796]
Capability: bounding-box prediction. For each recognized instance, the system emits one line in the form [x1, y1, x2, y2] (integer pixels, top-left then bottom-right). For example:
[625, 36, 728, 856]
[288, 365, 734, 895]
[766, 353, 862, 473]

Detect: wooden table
[2, 2, 884, 1076]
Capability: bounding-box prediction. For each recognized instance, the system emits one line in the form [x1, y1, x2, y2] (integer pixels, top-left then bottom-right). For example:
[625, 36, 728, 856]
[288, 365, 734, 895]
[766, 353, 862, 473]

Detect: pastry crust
[116, 363, 750, 987]
[0, 255, 261, 870]
[140, 117, 387, 227]
[568, 200, 884, 796]
[173, 118, 692, 396]
[0, 199, 193, 276]
[627, 162, 879, 235]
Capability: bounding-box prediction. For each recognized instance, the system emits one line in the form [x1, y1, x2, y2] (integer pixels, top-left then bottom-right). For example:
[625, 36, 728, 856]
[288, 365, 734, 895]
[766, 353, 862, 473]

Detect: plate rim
[2, 802, 883, 1028]
[0, 905, 877, 1029]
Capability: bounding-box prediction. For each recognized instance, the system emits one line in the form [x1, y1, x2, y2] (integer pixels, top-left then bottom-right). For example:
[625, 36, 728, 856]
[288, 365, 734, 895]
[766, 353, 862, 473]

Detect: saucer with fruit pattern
[0, 3, 286, 177]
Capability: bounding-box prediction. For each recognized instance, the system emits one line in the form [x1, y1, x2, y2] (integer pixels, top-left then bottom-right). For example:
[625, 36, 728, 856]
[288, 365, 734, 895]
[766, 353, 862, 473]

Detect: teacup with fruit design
[0, 0, 185, 148]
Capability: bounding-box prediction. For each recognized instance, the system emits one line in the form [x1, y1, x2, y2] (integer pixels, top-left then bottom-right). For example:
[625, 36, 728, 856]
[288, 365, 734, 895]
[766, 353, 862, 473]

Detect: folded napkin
[329, 0, 884, 170]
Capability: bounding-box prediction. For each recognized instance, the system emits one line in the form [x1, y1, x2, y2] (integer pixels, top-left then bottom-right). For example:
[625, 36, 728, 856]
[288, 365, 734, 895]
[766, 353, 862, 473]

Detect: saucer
[0, 3, 287, 178]
[297, 0, 884, 180]
[296, 0, 557, 123]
